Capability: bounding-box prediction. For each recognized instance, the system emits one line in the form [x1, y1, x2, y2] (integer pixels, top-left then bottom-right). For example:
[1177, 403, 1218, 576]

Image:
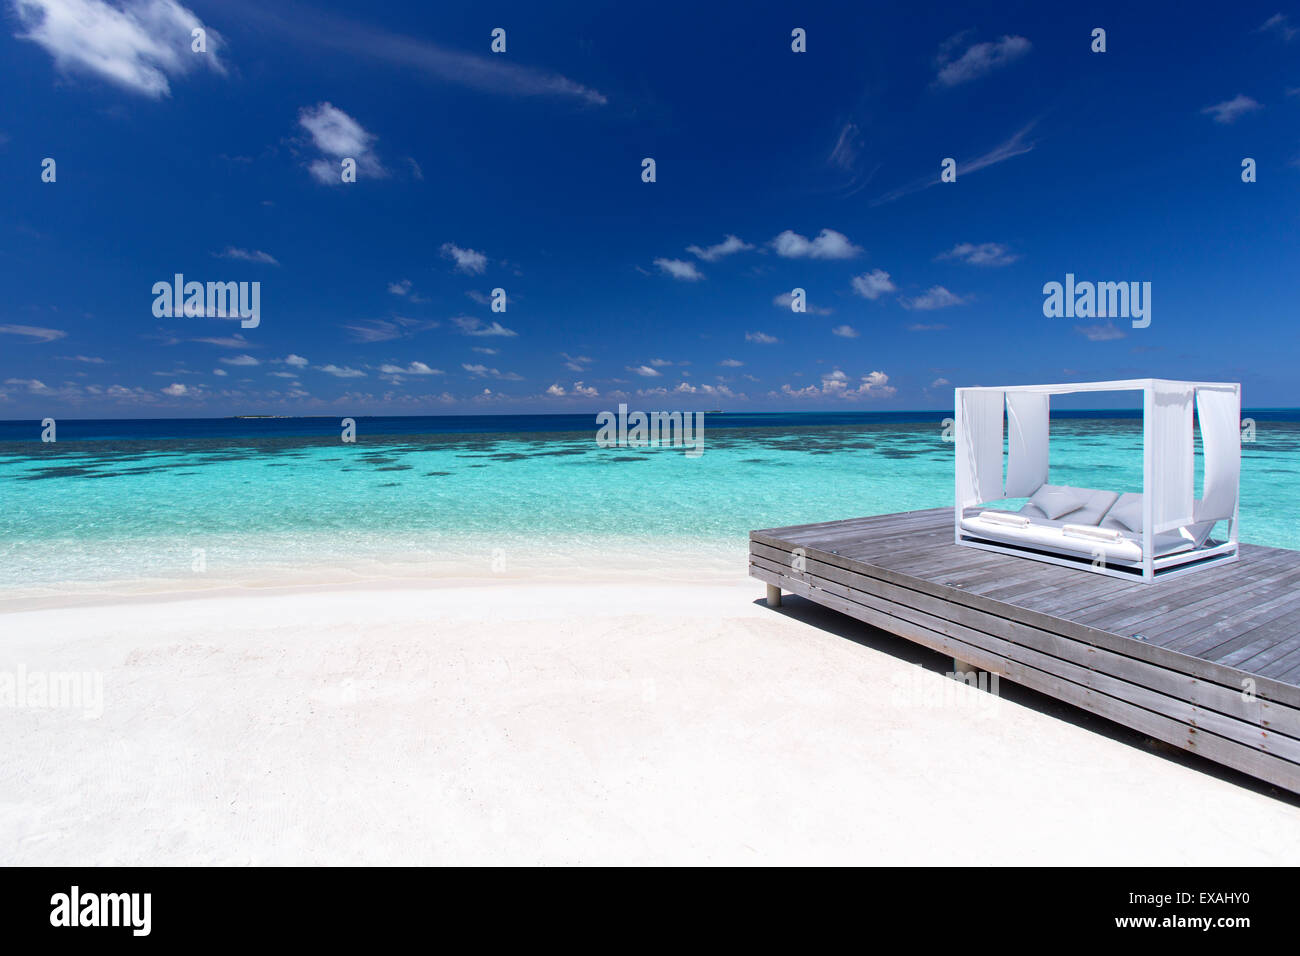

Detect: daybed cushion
[978, 510, 1030, 528]
[1026, 484, 1088, 520]
[1062, 523, 1125, 544]
[1101, 494, 1219, 547]
[1101, 493, 1143, 533]
[1067, 489, 1121, 526]
[960, 511, 1195, 564]
[1022, 486, 1119, 525]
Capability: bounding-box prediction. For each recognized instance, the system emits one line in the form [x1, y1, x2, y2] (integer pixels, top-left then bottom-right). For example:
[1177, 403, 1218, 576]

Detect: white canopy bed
[954, 379, 1240, 582]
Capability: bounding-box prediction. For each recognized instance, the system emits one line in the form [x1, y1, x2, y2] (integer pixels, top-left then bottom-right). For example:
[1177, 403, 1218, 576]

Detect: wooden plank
[1039, 551, 1289, 624]
[1165, 580, 1300, 658]
[1082, 552, 1300, 637]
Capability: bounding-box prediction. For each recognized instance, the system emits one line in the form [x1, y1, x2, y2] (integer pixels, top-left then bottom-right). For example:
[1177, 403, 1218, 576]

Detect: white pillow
[1106, 495, 1143, 533]
[1063, 523, 1124, 543]
[1029, 484, 1086, 520]
[979, 511, 1031, 528]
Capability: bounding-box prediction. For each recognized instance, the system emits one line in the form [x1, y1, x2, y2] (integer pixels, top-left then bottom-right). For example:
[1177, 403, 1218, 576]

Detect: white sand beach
[2, 566, 1298, 866]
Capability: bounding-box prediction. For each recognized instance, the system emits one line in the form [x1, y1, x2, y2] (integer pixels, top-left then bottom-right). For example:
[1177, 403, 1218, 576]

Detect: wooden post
[952, 657, 979, 678]
[766, 584, 782, 608]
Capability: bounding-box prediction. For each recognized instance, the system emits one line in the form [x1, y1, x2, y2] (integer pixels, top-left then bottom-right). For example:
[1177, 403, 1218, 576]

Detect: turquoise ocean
[1, 412, 1297, 596]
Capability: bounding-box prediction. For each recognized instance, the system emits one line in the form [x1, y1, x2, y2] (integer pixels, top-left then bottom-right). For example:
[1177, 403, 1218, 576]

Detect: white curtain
[957, 390, 1004, 507]
[1196, 386, 1240, 523]
[1148, 382, 1195, 532]
[1005, 392, 1050, 497]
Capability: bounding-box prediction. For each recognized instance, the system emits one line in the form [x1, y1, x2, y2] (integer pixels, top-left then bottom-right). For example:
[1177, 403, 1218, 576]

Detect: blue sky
[1, 0, 1297, 417]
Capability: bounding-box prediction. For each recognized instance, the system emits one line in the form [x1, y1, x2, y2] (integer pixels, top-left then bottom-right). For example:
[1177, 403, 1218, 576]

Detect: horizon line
[3, 406, 1299, 425]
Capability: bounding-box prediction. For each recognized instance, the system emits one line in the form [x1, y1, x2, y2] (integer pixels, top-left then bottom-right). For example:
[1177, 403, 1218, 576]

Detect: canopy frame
[954, 379, 1241, 583]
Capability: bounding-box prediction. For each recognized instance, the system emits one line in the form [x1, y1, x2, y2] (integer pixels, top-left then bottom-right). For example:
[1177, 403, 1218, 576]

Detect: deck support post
[765, 584, 782, 608]
[952, 657, 981, 679]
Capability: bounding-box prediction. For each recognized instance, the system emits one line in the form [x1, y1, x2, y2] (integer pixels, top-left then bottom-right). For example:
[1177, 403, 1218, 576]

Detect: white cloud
[452, 316, 517, 337]
[213, 368, 227, 376]
[440, 242, 488, 274]
[318, 364, 366, 378]
[773, 291, 832, 315]
[300, 101, 371, 156]
[219, 354, 260, 366]
[214, 247, 278, 265]
[746, 331, 778, 344]
[873, 124, 1035, 206]
[851, 269, 897, 300]
[1258, 13, 1297, 41]
[771, 228, 861, 260]
[379, 361, 443, 375]
[546, 381, 598, 398]
[0, 323, 66, 342]
[832, 325, 859, 338]
[654, 257, 704, 281]
[346, 317, 440, 342]
[261, 5, 606, 106]
[937, 242, 1017, 267]
[856, 370, 895, 397]
[686, 234, 753, 262]
[637, 382, 740, 399]
[626, 365, 662, 377]
[931, 377, 951, 388]
[299, 102, 385, 183]
[828, 122, 860, 171]
[161, 382, 187, 396]
[935, 34, 1031, 87]
[388, 279, 412, 295]
[780, 369, 896, 400]
[13, 0, 226, 98]
[719, 358, 743, 367]
[461, 363, 521, 380]
[284, 354, 308, 367]
[6, 377, 50, 392]
[901, 286, 966, 310]
[193, 333, 256, 347]
[1201, 95, 1262, 124]
[561, 352, 591, 371]
[1075, 322, 1126, 341]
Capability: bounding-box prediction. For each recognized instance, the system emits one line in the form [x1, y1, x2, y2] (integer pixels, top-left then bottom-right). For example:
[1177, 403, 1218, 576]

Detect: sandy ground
[1, 571, 1297, 865]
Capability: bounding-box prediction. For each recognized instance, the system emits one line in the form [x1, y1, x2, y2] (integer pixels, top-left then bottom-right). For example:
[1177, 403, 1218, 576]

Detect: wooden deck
[750, 508, 1300, 793]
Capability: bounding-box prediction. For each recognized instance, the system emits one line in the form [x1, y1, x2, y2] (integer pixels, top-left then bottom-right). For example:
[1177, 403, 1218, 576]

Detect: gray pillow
[1106, 495, 1144, 533]
[1028, 484, 1087, 520]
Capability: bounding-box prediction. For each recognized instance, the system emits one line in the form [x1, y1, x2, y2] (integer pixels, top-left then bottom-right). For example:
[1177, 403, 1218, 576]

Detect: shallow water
[1, 415, 1296, 591]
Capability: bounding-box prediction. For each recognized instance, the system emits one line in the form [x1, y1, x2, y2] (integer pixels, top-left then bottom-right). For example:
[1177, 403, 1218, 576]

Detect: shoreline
[0, 537, 743, 614]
